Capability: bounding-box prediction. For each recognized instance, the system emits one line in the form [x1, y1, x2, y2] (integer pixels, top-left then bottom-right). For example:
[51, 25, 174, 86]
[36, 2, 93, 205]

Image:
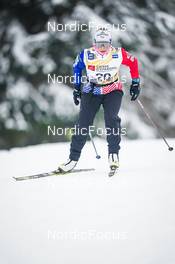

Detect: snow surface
[0, 139, 175, 264]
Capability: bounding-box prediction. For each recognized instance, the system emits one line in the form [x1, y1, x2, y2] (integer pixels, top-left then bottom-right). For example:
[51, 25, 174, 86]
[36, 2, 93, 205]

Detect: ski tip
[13, 177, 18, 181]
[13, 177, 23, 181]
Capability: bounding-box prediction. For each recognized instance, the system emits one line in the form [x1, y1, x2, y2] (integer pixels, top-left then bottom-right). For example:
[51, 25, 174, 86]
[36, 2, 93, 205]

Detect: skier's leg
[69, 93, 102, 161]
[103, 90, 123, 156]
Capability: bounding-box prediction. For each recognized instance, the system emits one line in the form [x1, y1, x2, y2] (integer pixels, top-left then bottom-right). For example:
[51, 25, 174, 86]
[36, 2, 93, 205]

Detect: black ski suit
[69, 89, 123, 161]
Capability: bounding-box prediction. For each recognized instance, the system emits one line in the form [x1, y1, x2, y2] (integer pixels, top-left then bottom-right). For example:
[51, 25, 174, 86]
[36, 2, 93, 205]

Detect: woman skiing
[59, 28, 140, 176]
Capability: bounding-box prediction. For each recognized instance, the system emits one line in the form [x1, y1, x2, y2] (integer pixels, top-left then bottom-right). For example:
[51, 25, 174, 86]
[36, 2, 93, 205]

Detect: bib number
[96, 73, 111, 82]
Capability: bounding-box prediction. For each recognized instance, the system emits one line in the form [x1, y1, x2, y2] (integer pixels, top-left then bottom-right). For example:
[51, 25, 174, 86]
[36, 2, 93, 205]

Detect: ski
[13, 168, 95, 181]
[108, 166, 118, 177]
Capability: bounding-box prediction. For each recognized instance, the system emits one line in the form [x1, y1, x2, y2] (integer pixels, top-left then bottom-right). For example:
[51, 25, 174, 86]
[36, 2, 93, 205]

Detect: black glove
[130, 79, 140, 101]
[73, 87, 81, 105]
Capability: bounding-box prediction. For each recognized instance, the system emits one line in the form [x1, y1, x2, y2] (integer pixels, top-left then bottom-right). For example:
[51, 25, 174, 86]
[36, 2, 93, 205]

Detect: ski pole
[137, 99, 173, 151]
[89, 131, 101, 159]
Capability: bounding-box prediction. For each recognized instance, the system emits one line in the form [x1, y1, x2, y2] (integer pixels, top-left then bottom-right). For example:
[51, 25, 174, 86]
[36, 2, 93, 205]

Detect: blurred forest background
[0, 0, 175, 149]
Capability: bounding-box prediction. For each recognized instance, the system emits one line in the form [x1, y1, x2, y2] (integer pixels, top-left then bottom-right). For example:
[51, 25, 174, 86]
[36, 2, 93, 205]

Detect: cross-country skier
[58, 28, 140, 175]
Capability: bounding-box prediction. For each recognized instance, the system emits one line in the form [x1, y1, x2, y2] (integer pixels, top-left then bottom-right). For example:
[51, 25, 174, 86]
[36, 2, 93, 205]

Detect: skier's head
[93, 27, 112, 53]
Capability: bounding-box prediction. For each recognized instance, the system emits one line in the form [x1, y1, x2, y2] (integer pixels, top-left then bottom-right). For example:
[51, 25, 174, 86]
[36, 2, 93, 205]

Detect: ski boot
[58, 159, 77, 173]
[108, 153, 119, 177]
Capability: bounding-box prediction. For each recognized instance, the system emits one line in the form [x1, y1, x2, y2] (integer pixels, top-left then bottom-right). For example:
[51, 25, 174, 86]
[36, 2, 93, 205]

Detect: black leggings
[69, 90, 123, 161]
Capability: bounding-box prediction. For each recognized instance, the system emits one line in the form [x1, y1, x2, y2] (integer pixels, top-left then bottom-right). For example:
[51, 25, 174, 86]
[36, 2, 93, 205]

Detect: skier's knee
[105, 115, 121, 128]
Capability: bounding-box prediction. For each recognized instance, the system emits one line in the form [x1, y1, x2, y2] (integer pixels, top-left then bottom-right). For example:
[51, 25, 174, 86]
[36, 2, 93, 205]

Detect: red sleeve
[121, 48, 139, 79]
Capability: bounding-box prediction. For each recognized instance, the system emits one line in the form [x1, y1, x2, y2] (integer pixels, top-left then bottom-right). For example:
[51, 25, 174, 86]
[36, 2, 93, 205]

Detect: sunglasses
[95, 42, 111, 49]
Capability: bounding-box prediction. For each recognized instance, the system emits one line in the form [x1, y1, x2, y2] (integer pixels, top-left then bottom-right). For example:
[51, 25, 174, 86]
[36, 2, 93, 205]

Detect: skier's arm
[72, 50, 85, 105]
[121, 48, 140, 101]
[121, 48, 140, 81]
[73, 50, 85, 89]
